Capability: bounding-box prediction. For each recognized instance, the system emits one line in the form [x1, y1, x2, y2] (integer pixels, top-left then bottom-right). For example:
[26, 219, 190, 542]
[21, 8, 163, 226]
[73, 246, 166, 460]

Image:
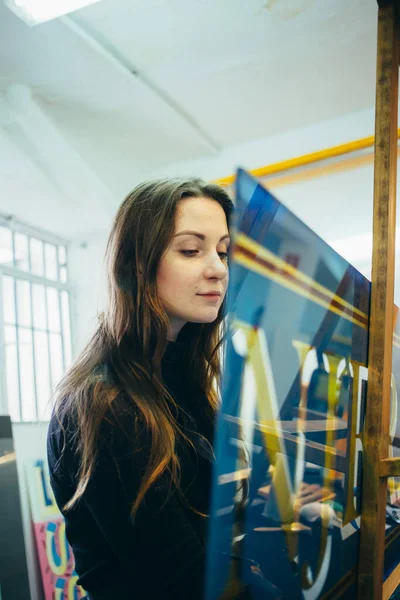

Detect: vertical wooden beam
[357, 3, 399, 599]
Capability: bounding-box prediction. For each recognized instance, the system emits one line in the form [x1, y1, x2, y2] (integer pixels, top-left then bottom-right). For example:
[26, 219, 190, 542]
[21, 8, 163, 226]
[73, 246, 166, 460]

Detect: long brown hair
[54, 178, 233, 515]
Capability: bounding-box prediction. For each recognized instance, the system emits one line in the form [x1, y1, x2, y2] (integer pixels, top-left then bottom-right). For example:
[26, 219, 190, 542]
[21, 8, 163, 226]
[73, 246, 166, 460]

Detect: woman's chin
[187, 309, 220, 324]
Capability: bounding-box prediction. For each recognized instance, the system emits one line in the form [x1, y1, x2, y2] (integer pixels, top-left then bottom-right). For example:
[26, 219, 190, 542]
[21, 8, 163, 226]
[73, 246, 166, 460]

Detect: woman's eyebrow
[174, 230, 230, 242]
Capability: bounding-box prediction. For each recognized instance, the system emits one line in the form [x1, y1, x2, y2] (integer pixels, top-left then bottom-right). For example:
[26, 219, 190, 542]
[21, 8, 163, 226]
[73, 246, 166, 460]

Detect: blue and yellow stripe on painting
[233, 233, 369, 330]
[233, 233, 400, 349]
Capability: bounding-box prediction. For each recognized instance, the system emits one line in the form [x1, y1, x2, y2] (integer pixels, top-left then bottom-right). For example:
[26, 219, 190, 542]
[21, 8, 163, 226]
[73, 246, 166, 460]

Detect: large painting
[205, 169, 400, 599]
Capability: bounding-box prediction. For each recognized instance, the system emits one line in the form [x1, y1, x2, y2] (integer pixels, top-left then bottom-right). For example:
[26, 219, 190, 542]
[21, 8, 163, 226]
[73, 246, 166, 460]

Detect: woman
[47, 178, 233, 599]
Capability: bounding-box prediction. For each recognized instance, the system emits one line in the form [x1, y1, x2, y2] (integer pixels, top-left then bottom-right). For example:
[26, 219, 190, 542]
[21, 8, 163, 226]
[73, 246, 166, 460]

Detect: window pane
[47, 287, 61, 332]
[58, 246, 66, 264]
[34, 330, 51, 421]
[30, 238, 44, 276]
[60, 266, 68, 283]
[61, 291, 72, 366]
[16, 280, 31, 327]
[59, 246, 68, 283]
[49, 333, 63, 388]
[32, 284, 46, 330]
[0, 227, 13, 267]
[18, 327, 36, 421]
[45, 243, 58, 281]
[5, 325, 20, 421]
[14, 233, 29, 271]
[3, 276, 16, 324]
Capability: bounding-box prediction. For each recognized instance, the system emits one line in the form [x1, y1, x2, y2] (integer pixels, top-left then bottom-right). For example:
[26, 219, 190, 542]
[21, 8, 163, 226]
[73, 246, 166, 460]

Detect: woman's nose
[205, 253, 228, 279]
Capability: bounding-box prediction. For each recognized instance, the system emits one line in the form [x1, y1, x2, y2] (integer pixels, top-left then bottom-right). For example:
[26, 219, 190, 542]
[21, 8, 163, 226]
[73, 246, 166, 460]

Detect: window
[0, 221, 72, 422]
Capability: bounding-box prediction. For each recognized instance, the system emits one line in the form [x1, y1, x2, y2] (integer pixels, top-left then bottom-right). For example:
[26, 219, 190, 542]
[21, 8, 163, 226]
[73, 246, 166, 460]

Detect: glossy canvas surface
[205, 169, 400, 600]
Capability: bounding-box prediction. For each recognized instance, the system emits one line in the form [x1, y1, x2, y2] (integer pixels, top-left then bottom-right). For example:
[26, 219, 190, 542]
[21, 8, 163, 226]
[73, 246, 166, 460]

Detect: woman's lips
[197, 292, 221, 296]
[197, 293, 221, 301]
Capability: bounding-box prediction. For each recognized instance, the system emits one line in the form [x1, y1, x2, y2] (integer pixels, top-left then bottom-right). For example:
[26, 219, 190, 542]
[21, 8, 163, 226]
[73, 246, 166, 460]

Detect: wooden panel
[357, 3, 399, 600]
[380, 457, 400, 477]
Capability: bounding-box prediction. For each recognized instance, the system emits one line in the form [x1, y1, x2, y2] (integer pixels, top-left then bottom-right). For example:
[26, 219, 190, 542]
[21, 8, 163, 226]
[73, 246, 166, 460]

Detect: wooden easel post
[357, 2, 400, 599]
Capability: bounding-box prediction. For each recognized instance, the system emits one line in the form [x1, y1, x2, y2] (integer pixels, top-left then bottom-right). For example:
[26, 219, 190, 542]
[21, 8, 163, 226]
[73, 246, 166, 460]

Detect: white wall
[68, 232, 109, 356]
[142, 107, 376, 183]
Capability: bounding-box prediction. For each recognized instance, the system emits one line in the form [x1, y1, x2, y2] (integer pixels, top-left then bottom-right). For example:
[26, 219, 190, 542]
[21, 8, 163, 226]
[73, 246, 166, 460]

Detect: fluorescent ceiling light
[4, 0, 102, 25]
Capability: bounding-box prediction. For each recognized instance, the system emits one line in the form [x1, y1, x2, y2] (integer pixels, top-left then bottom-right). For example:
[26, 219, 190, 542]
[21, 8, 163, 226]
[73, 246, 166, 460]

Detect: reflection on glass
[47, 287, 61, 332]
[34, 330, 51, 421]
[61, 291, 72, 366]
[14, 233, 29, 271]
[3, 276, 16, 324]
[0, 226, 13, 267]
[30, 238, 44, 276]
[31, 283, 46, 330]
[18, 327, 36, 421]
[49, 332, 63, 389]
[45, 243, 58, 281]
[5, 325, 20, 422]
[16, 279, 32, 328]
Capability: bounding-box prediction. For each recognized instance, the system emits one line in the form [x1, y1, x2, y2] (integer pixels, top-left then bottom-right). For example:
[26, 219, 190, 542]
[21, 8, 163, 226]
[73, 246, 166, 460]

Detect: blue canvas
[205, 169, 400, 600]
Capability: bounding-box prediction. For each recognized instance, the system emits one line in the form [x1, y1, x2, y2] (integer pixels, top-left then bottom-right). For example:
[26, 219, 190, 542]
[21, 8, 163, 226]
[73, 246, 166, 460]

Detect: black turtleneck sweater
[47, 340, 215, 599]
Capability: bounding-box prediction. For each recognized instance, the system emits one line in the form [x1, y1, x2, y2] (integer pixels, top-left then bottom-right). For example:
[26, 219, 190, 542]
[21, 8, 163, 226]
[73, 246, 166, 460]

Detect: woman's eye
[219, 252, 229, 261]
[181, 250, 198, 257]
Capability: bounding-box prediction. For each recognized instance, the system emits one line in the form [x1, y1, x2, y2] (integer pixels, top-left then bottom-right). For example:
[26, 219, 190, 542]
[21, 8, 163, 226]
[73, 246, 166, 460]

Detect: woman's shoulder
[50, 381, 145, 442]
[47, 388, 147, 479]
[49, 386, 139, 432]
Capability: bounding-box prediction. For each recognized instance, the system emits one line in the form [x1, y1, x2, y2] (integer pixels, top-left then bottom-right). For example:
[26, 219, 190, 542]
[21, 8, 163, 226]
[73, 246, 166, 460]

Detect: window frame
[0, 215, 73, 422]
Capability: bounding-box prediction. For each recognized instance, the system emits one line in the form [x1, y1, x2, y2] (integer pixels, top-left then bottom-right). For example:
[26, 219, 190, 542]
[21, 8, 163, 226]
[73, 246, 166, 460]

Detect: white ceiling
[0, 0, 380, 238]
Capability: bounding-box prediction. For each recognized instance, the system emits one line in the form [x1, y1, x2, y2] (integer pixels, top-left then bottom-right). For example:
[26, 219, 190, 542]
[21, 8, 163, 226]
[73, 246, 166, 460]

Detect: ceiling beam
[61, 14, 221, 155]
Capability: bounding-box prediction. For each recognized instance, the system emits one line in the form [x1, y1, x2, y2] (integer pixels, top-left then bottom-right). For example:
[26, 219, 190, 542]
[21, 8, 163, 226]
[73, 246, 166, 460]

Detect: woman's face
[157, 196, 230, 341]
